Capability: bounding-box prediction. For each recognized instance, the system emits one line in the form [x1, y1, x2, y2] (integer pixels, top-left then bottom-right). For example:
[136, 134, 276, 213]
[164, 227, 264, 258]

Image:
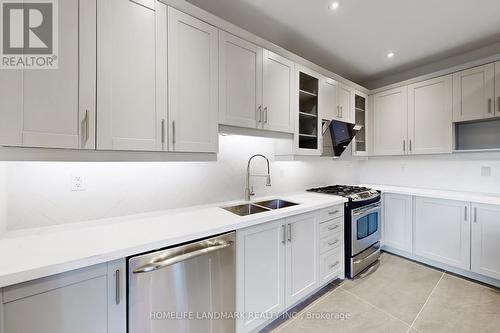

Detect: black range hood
[321, 119, 361, 157]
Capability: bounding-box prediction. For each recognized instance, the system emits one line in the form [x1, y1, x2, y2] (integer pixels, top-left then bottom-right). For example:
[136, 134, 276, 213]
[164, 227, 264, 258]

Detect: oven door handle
[353, 245, 381, 264]
[353, 203, 381, 217]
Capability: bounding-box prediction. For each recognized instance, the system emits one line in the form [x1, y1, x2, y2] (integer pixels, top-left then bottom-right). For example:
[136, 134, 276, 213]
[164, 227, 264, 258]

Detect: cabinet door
[383, 193, 413, 253]
[236, 220, 285, 333]
[495, 61, 500, 117]
[338, 83, 355, 124]
[262, 50, 294, 133]
[408, 75, 453, 155]
[415, 197, 470, 270]
[453, 64, 495, 122]
[285, 212, 318, 306]
[1, 260, 125, 333]
[320, 77, 338, 120]
[471, 203, 500, 280]
[168, 7, 218, 152]
[0, 0, 96, 149]
[219, 31, 263, 129]
[97, 0, 165, 151]
[372, 86, 408, 156]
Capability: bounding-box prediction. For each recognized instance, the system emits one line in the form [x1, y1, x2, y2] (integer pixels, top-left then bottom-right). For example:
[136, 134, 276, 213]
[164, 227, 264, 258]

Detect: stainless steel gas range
[307, 185, 381, 278]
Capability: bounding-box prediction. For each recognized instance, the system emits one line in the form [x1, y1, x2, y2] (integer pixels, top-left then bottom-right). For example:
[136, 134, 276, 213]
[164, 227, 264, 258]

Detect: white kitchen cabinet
[352, 91, 368, 156]
[495, 61, 500, 117]
[285, 212, 318, 306]
[408, 75, 453, 154]
[219, 31, 263, 129]
[0, 0, 96, 149]
[0, 260, 126, 333]
[97, 0, 164, 151]
[320, 77, 338, 120]
[262, 50, 295, 133]
[236, 220, 286, 333]
[471, 203, 500, 280]
[415, 197, 470, 270]
[338, 83, 355, 124]
[383, 193, 413, 253]
[453, 64, 495, 122]
[168, 7, 219, 152]
[372, 86, 408, 156]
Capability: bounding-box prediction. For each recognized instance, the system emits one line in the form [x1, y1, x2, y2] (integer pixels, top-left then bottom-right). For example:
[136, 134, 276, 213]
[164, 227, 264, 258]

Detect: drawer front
[320, 247, 342, 284]
[320, 205, 343, 222]
[319, 217, 343, 239]
[319, 231, 343, 254]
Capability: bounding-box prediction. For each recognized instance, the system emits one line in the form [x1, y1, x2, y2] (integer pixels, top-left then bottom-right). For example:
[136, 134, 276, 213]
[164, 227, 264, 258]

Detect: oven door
[351, 202, 381, 256]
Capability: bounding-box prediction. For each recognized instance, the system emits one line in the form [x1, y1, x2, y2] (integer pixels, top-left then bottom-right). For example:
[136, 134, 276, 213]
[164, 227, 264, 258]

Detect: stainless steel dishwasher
[128, 232, 236, 333]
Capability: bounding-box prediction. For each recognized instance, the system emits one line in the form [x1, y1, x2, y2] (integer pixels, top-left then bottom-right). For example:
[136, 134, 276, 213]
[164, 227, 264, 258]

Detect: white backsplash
[0, 135, 360, 231]
[359, 153, 500, 195]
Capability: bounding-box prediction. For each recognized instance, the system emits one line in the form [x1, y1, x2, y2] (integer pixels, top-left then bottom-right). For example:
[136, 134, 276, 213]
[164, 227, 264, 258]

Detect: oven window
[357, 212, 379, 240]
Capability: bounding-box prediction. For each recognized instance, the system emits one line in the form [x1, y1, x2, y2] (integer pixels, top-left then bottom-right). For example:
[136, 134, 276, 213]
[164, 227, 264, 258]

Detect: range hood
[321, 119, 361, 158]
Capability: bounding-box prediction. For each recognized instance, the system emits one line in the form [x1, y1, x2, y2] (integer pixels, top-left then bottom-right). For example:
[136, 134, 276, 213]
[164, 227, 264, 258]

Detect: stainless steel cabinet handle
[328, 225, 340, 231]
[474, 207, 478, 223]
[465, 206, 468, 221]
[328, 210, 339, 215]
[488, 98, 492, 113]
[498, 97, 500, 112]
[329, 261, 340, 269]
[409, 140, 412, 152]
[282, 224, 286, 244]
[161, 119, 166, 144]
[264, 107, 268, 124]
[133, 241, 233, 274]
[115, 269, 120, 305]
[287, 224, 292, 242]
[81, 110, 89, 145]
[257, 106, 262, 123]
[328, 240, 339, 246]
[172, 121, 176, 146]
[403, 140, 406, 153]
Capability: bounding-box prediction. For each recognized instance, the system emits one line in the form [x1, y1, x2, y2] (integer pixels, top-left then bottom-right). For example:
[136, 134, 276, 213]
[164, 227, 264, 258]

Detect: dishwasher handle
[133, 241, 233, 274]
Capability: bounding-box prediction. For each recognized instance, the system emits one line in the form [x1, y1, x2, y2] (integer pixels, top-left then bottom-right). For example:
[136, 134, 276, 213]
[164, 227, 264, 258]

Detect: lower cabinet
[471, 203, 500, 280]
[383, 193, 413, 253]
[0, 260, 126, 333]
[236, 210, 328, 333]
[414, 197, 470, 270]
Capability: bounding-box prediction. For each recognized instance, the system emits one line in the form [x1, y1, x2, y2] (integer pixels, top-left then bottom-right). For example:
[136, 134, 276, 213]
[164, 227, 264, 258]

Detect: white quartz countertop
[361, 184, 500, 205]
[0, 192, 346, 288]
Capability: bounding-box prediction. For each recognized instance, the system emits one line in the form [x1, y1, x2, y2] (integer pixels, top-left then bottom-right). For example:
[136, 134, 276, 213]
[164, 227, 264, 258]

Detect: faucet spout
[245, 154, 272, 201]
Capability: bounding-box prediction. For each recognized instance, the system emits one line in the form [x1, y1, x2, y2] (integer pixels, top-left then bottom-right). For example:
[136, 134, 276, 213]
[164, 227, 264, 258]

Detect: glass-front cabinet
[352, 91, 368, 156]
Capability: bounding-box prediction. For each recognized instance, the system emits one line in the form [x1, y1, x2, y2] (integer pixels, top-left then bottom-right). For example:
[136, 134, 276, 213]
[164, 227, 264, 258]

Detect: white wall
[359, 153, 500, 195]
[2, 135, 360, 231]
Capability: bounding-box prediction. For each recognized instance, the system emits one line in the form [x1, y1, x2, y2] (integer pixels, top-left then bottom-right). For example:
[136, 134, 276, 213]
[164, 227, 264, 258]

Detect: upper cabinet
[453, 64, 495, 122]
[320, 79, 355, 124]
[167, 7, 219, 152]
[218, 35, 294, 134]
[408, 75, 453, 154]
[97, 0, 164, 151]
[262, 50, 295, 133]
[495, 61, 500, 117]
[372, 86, 408, 156]
[352, 91, 368, 156]
[337, 83, 355, 124]
[372, 75, 453, 156]
[218, 31, 263, 129]
[296, 66, 321, 155]
[0, 0, 96, 149]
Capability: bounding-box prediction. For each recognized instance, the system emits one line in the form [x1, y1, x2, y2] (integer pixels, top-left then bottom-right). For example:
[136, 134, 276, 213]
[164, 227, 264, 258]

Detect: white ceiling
[186, 0, 500, 86]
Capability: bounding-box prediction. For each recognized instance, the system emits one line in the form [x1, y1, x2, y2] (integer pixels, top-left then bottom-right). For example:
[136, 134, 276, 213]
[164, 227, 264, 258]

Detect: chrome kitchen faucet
[245, 154, 271, 201]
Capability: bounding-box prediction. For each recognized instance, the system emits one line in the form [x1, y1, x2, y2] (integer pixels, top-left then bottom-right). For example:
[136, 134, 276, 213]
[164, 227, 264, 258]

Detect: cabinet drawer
[319, 217, 343, 239]
[319, 231, 343, 254]
[320, 247, 342, 283]
[320, 205, 343, 222]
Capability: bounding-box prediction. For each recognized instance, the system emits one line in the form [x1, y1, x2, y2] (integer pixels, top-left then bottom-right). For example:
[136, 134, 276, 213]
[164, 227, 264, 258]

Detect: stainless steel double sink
[222, 199, 299, 216]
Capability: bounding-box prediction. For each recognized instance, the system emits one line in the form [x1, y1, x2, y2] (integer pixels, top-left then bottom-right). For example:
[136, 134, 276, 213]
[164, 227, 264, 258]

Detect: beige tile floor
[269, 253, 500, 333]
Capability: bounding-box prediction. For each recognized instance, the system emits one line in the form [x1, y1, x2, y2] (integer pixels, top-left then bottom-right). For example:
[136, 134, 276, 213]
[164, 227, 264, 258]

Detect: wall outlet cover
[71, 175, 85, 191]
[481, 166, 491, 177]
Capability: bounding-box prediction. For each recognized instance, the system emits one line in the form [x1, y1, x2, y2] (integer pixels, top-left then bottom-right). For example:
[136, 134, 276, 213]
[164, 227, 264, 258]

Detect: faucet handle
[250, 186, 255, 196]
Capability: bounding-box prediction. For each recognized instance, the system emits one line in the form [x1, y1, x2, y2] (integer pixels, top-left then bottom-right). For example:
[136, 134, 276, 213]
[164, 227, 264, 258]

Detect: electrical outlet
[481, 166, 491, 177]
[71, 175, 85, 191]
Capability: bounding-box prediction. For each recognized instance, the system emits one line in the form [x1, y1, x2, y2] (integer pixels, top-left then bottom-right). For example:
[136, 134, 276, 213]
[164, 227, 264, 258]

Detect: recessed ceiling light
[329, 2, 340, 10]
[387, 52, 395, 59]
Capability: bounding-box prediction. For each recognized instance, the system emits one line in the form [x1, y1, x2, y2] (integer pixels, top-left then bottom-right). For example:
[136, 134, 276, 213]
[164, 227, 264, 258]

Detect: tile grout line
[339, 286, 413, 329]
[273, 285, 342, 332]
[406, 271, 445, 333]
